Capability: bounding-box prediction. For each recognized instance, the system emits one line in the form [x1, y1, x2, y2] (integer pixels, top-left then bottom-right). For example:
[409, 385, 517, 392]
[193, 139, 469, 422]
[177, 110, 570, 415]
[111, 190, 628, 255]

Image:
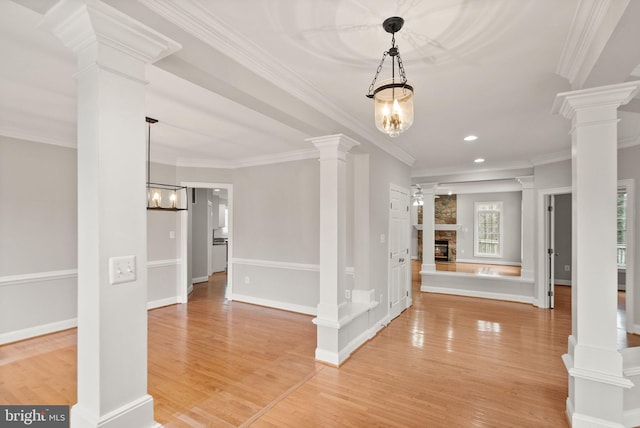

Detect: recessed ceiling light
[474, 158, 485, 163]
[214, 188, 220, 192]
[464, 135, 478, 141]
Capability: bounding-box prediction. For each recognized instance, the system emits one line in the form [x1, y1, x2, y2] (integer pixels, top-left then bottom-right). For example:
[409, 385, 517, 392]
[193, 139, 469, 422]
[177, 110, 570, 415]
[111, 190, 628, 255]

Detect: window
[617, 189, 627, 268]
[475, 201, 503, 257]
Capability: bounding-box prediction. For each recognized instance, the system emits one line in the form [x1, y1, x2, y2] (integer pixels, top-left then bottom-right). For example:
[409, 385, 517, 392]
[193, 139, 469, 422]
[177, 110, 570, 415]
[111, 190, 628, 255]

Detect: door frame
[388, 184, 411, 320]
[178, 181, 233, 303]
[537, 186, 571, 308]
[537, 182, 636, 332]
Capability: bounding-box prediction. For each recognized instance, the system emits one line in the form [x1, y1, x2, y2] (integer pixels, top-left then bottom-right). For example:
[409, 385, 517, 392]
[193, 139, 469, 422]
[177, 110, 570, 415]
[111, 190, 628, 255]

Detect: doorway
[179, 182, 233, 303]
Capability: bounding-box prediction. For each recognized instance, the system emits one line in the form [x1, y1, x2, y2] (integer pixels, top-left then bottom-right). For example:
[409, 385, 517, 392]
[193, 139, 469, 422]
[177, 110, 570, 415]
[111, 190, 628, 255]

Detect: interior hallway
[1, 264, 639, 427]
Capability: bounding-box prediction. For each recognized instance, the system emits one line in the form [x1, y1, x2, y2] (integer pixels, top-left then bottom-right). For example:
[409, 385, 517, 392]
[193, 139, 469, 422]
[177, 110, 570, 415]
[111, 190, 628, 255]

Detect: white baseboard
[635, 324, 640, 335]
[192, 276, 208, 284]
[231, 293, 316, 316]
[0, 318, 77, 345]
[624, 407, 640, 428]
[421, 285, 534, 305]
[71, 394, 156, 428]
[455, 258, 521, 267]
[555, 279, 571, 286]
[147, 296, 180, 310]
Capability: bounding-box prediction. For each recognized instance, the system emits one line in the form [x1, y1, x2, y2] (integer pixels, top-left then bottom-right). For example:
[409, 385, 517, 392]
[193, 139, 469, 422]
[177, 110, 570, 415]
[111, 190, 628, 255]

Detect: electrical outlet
[244, 276, 250, 284]
[564, 265, 570, 272]
[109, 256, 136, 285]
[345, 289, 351, 300]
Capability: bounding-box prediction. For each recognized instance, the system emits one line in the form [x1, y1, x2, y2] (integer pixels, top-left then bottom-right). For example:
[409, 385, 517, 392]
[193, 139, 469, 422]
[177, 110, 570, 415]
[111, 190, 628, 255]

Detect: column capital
[552, 81, 640, 120]
[417, 182, 438, 195]
[516, 175, 535, 189]
[308, 134, 360, 161]
[40, 0, 180, 63]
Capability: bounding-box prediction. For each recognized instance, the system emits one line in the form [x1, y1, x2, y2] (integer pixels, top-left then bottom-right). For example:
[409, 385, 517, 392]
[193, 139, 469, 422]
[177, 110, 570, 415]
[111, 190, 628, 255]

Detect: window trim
[474, 201, 504, 258]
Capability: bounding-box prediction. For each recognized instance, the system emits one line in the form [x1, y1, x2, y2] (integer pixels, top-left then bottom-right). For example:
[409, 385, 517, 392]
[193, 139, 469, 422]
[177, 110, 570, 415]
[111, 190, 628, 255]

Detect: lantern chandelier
[146, 117, 187, 211]
[366, 16, 414, 138]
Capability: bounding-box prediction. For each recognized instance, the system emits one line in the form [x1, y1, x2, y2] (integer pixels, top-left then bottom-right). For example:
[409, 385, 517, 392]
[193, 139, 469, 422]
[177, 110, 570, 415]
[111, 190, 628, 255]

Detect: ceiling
[2, 0, 640, 179]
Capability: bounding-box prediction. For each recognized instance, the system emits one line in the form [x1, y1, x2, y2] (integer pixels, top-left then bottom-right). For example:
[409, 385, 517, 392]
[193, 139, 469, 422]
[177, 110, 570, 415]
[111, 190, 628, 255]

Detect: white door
[389, 186, 410, 320]
[546, 195, 555, 309]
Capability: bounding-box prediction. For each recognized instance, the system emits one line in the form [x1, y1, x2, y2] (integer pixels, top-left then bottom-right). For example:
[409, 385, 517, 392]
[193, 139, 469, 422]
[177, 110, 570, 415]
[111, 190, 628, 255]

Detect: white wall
[456, 191, 522, 265]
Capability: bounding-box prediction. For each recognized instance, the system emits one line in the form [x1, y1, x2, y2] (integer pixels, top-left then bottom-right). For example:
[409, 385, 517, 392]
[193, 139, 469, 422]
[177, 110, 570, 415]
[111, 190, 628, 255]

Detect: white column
[41, 2, 180, 427]
[516, 176, 535, 281]
[553, 81, 640, 427]
[420, 183, 437, 273]
[309, 134, 359, 366]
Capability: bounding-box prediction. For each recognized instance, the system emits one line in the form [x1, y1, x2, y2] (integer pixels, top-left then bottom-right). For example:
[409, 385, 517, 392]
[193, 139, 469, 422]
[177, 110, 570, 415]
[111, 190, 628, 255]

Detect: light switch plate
[109, 256, 137, 285]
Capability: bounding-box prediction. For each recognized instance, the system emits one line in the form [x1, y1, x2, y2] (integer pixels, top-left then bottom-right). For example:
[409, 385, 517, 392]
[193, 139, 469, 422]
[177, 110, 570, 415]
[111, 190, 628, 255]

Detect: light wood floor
[1, 263, 639, 427]
[435, 261, 521, 276]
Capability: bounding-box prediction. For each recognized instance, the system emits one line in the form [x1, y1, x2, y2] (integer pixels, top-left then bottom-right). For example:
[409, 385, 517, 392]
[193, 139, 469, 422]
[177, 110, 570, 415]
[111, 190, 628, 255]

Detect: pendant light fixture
[366, 17, 414, 137]
[146, 117, 187, 211]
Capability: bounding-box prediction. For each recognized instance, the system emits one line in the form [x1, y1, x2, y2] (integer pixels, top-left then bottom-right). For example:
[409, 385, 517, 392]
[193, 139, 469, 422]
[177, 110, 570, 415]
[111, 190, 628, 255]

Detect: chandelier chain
[397, 53, 407, 82]
[367, 50, 389, 97]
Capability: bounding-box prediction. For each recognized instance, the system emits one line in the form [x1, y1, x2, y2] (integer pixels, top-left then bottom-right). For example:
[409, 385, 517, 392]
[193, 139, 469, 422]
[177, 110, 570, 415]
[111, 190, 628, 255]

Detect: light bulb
[152, 191, 161, 207]
[170, 192, 177, 208]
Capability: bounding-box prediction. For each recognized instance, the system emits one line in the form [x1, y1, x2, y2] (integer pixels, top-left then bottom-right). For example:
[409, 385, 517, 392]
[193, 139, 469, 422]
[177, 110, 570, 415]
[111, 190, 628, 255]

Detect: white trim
[569, 367, 633, 389]
[421, 285, 535, 305]
[0, 318, 77, 346]
[147, 296, 180, 310]
[0, 269, 77, 287]
[147, 259, 180, 268]
[434, 224, 461, 231]
[71, 394, 157, 428]
[635, 324, 640, 335]
[192, 276, 208, 284]
[232, 258, 319, 272]
[554, 279, 572, 286]
[454, 258, 521, 267]
[231, 293, 316, 316]
[556, 0, 612, 86]
[572, 413, 625, 428]
[473, 201, 504, 258]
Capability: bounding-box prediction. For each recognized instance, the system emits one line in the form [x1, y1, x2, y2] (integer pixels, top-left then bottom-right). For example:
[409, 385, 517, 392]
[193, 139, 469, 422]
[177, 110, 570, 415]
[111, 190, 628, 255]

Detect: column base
[71, 395, 158, 428]
[420, 263, 436, 273]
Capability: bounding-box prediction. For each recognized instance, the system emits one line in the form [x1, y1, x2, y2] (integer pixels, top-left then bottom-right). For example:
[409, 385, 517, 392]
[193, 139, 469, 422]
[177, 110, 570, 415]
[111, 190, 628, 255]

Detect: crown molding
[40, 0, 181, 64]
[530, 149, 572, 166]
[556, 0, 613, 87]
[411, 161, 534, 180]
[139, 0, 415, 166]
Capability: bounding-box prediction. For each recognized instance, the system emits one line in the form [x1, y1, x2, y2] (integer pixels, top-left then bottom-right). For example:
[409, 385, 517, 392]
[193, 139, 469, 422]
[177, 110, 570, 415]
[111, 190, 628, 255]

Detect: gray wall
[0, 137, 77, 339]
[456, 191, 522, 265]
[554, 193, 572, 283]
[232, 158, 320, 311]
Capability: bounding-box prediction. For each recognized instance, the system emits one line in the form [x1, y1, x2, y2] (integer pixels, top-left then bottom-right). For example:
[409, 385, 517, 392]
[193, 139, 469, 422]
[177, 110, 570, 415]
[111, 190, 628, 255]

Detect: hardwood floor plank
[2, 265, 639, 426]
